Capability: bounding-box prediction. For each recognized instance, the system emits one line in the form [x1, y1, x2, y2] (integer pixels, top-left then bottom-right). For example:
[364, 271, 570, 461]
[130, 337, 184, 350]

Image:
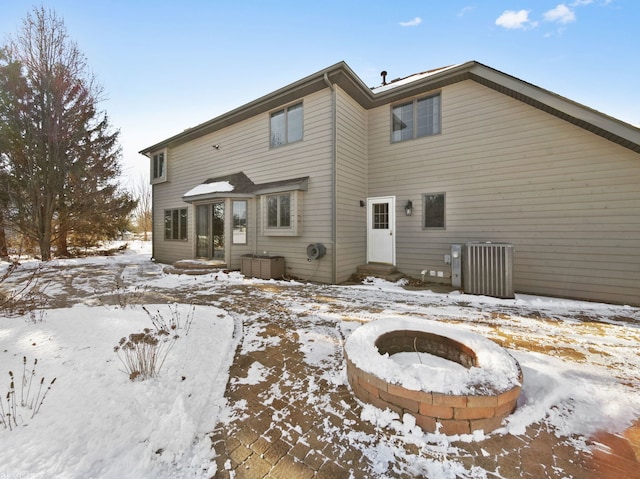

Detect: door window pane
[196, 205, 209, 257]
[373, 203, 389, 229]
[212, 203, 225, 259]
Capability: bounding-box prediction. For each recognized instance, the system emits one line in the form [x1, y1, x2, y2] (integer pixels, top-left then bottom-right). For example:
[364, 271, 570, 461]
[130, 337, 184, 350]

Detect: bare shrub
[1, 357, 56, 431]
[114, 329, 177, 381]
[0, 262, 49, 322]
[142, 303, 195, 336]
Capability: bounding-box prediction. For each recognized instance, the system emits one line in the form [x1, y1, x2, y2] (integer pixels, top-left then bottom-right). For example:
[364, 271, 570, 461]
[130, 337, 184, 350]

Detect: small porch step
[354, 263, 406, 282]
[163, 259, 226, 275]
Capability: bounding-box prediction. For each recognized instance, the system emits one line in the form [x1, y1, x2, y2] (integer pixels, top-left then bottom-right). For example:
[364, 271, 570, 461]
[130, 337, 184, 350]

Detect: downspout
[142, 152, 156, 262]
[323, 73, 337, 284]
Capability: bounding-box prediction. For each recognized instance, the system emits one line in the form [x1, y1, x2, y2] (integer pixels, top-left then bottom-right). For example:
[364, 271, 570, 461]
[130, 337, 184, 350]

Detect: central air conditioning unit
[463, 242, 514, 299]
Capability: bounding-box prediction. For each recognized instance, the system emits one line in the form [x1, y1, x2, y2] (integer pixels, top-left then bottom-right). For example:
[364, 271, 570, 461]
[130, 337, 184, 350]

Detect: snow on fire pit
[344, 317, 522, 435]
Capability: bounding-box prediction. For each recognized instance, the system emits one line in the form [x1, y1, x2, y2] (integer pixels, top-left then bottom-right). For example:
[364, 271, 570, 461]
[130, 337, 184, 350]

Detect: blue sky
[1, 0, 637, 185]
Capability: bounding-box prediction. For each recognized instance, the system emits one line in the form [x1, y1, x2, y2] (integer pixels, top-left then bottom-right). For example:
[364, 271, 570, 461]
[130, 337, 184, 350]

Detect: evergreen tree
[0, 7, 134, 259]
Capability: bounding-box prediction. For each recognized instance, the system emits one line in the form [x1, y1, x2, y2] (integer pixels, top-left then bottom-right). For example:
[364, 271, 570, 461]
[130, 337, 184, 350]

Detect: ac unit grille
[463, 242, 514, 299]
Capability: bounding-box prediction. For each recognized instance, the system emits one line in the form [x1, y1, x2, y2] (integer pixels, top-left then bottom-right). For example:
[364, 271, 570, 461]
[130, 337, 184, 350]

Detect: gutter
[324, 73, 337, 284]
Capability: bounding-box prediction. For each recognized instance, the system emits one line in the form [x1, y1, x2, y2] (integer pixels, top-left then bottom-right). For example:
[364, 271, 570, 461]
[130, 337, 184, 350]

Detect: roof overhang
[181, 173, 309, 204]
[140, 61, 640, 156]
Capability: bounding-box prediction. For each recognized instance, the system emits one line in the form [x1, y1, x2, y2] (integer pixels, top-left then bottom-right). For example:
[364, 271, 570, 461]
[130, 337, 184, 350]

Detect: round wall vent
[306, 243, 326, 260]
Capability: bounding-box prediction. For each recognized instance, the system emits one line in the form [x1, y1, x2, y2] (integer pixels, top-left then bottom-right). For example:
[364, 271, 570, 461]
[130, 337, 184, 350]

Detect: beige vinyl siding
[151, 167, 192, 264]
[152, 89, 335, 281]
[335, 86, 368, 282]
[368, 79, 640, 305]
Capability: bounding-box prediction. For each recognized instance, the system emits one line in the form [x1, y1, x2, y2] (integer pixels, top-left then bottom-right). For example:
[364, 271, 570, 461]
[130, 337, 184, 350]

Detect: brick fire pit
[345, 318, 522, 435]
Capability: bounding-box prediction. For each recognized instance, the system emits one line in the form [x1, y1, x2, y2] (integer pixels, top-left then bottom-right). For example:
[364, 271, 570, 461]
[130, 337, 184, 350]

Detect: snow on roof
[371, 64, 462, 94]
[183, 181, 234, 198]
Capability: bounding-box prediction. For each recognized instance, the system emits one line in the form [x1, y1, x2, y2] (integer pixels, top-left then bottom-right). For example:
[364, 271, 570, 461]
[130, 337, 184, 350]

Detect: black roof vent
[381, 70, 388, 86]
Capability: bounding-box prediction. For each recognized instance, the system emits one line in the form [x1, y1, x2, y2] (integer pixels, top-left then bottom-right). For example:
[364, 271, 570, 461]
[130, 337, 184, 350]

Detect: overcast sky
[1, 0, 637, 187]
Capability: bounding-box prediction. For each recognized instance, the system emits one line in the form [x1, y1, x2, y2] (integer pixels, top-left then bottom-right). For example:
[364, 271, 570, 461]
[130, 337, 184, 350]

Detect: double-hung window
[164, 208, 187, 240]
[267, 194, 291, 228]
[392, 94, 441, 142]
[151, 150, 167, 183]
[270, 102, 303, 147]
[262, 190, 303, 236]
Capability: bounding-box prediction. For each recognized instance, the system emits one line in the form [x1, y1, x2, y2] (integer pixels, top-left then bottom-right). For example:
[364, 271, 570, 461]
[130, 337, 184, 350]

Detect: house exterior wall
[367, 79, 640, 305]
[335, 86, 368, 282]
[151, 89, 337, 282]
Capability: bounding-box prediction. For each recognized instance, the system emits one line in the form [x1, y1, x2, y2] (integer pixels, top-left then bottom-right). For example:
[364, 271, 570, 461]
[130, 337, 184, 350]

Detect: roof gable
[140, 61, 640, 155]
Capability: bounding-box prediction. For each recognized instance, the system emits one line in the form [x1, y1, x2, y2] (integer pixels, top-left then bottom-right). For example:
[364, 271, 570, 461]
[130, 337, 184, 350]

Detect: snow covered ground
[0, 241, 639, 478]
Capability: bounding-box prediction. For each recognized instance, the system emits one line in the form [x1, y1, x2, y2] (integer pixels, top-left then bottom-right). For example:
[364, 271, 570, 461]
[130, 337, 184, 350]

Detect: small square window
[423, 193, 445, 229]
[373, 203, 389, 229]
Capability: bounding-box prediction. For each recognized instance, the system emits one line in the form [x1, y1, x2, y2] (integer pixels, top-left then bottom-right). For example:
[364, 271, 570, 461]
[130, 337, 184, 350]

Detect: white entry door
[367, 196, 396, 264]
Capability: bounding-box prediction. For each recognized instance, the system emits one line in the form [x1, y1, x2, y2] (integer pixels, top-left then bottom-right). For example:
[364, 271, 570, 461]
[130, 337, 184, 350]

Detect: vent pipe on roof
[381, 70, 387, 86]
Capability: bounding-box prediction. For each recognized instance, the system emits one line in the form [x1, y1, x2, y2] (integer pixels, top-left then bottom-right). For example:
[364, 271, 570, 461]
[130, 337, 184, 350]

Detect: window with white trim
[151, 150, 167, 183]
[262, 191, 302, 236]
[232, 200, 248, 244]
[270, 102, 303, 147]
[392, 94, 441, 142]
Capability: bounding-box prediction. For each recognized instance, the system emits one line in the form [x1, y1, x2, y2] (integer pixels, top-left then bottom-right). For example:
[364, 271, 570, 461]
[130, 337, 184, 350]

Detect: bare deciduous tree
[131, 174, 152, 241]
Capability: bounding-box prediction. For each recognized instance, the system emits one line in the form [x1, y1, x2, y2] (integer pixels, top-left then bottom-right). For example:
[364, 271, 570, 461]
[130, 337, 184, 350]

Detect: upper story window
[391, 94, 441, 142]
[270, 102, 303, 147]
[151, 150, 167, 183]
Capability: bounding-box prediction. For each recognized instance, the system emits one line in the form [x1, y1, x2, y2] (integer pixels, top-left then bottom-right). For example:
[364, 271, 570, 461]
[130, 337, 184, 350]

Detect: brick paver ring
[345, 318, 523, 435]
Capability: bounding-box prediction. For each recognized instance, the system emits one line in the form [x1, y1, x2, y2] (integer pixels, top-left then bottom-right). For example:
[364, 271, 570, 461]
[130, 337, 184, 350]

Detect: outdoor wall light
[405, 200, 413, 216]
[212, 144, 220, 149]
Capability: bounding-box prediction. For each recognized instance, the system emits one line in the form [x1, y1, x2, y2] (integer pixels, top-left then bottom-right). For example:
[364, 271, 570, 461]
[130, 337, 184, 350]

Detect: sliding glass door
[195, 202, 225, 260]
